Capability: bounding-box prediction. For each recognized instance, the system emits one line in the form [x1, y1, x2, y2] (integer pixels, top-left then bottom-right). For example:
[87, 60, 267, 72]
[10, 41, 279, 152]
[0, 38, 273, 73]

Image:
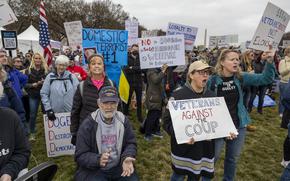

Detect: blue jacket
[0, 82, 27, 134]
[207, 62, 275, 128]
[5, 66, 27, 98]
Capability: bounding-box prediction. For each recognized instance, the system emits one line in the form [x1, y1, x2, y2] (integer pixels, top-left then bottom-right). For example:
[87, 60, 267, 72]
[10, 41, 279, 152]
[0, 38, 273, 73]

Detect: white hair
[55, 55, 69, 65]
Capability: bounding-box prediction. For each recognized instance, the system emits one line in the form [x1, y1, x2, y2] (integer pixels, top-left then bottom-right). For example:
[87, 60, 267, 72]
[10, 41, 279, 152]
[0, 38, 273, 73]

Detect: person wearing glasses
[207, 48, 275, 181]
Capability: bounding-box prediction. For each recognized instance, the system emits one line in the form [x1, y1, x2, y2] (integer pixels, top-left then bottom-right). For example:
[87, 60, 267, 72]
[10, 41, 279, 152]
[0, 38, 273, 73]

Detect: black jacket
[25, 68, 47, 98]
[123, 53, 142, 86]
[163, 84, 215, 179]
[70, 76, 114, 135]
[0, 108, 30, 180]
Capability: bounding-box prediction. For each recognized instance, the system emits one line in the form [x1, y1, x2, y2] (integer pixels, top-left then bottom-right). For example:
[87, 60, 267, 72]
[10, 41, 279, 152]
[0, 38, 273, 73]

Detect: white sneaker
[281, 160, 290, 168]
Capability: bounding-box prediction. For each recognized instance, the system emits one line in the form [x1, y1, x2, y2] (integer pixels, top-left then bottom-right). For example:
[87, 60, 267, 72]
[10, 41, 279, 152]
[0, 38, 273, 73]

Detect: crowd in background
[0, 44, 290, 180]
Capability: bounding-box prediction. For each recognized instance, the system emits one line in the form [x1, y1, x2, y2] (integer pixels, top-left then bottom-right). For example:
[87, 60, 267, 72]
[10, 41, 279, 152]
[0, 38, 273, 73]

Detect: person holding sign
[207, 47, 275, 181]
[74, 86, 138, 181]
[163, 60, 219, 181]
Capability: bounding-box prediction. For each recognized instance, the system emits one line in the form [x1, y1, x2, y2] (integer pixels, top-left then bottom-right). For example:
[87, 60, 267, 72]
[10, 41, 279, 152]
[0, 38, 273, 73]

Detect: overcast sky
[86, 0, 290, 45]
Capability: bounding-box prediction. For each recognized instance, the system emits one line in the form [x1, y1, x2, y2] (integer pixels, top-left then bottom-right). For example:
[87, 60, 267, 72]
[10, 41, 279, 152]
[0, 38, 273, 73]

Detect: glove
[46, 110, 56, 121]
[71, 135, 77, 145]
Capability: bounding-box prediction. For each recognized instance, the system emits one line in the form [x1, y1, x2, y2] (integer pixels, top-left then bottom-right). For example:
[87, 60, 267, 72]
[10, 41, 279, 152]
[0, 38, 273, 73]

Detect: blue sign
[82, 28, 128, 86]
[1, 30, 18, 50]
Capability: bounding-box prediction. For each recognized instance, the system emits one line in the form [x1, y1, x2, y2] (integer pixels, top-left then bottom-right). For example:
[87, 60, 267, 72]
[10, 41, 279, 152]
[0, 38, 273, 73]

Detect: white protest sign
[125, 19, 139, 46]
[168, 97, 238, 144]
[141, 30, 158, 38]
[209, 34, 238, 48]
[139, 34, 185, 69]
[283, 40, 290, 48]
[43, 112, 75, 157]
[249, 2, 290, 51]
[167, 22, 198, 51]
[0, 0, 17, 27]
[64, 21, 83, 50]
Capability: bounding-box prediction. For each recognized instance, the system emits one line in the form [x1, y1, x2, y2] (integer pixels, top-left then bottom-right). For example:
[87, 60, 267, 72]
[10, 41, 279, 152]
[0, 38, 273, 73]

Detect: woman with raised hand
[207, 47, 275, 181]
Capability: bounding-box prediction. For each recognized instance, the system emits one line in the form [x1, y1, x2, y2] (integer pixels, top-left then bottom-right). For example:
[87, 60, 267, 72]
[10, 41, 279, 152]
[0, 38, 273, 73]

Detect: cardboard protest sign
[125, 19, 139, 46]
[139, 34, 185, 69]
[0, 0, 17, 27]
[168, 97, 238, 144]
[141, 30, 158, 38]
[43, 112, 75, 157]
[209, 34, 238, 48]
[82, 28, 128, 86]
[64, 21, 83, 50]
[249, 2, 290, 51]
[167, 22, 198, 51]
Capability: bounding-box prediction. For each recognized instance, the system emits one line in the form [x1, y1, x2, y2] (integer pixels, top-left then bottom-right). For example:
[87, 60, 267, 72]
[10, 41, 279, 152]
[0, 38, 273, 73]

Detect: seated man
[74, 86, 138, 181]
[0, 107, 31, 181]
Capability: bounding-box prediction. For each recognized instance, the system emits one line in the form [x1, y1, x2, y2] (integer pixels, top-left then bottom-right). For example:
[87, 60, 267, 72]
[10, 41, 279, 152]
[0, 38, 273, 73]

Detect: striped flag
[119, 70, 130, 104]
[39, 0, 52, 65]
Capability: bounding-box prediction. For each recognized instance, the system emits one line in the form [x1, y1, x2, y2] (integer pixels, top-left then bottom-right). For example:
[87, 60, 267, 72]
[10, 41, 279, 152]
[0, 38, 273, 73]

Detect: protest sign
[64, 21, 83, 50]
[168, 97, 238, 144]
[82, 28, 128, 86]
[141, 30, 158, 38]
[249, 2, 290, 51]
[209, 34, 238, 48]
[283, 40, 290, 48]
[0, 0, 17, 27]
[139, 34, 185, 69]
[1, 30, 17, 50]
[125, 19, 139, 46]
[43, 112, 75, 157]
[167, 22, 198, 51]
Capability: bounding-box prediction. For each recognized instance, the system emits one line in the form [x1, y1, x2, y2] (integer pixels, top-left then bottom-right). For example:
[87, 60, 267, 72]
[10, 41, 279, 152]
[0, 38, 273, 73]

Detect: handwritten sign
[139, 34, 185, 69]
[249, 2, 290, 51]
[0, 0, 17, 27]
[167, 22, 198, 51]
[168, 97, 238, 144]
[125, 19, 139, 46]
[64, 21, 83, 50]
[43, 112, 75, 157]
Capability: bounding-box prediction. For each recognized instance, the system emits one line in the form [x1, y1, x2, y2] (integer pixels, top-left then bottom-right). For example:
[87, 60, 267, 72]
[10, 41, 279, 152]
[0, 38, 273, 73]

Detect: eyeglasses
[193, 69, 211, 76]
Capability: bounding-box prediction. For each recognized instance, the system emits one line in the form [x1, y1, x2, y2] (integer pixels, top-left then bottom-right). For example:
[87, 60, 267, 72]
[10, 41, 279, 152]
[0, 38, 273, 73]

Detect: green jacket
[207, 62, 275, 128]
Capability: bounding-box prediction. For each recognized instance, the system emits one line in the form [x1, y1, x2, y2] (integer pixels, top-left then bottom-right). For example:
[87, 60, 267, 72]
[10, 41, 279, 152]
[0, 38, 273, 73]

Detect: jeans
[215, 127, 247, 181]
[170, 172, 211, 181]
[279, 82, 287, 114]
[242, 86, 254, 111]
[29, 97, 41, 134]
[281, 163, 290, 181]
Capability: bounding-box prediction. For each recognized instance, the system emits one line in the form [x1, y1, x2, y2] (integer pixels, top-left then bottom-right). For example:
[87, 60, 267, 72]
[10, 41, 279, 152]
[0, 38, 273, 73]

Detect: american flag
[39, 0, 52, 65]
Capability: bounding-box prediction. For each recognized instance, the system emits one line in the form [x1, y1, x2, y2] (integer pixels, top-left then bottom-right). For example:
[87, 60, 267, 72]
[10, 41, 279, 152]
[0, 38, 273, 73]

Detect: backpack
[49, 73, 73, 85]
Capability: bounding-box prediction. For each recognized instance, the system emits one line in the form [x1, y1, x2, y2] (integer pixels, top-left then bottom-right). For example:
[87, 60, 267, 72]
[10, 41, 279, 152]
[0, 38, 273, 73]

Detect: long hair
[241, 50, 253, 72]
[29, 53, 48, 74]
[215, 49, 242, 78]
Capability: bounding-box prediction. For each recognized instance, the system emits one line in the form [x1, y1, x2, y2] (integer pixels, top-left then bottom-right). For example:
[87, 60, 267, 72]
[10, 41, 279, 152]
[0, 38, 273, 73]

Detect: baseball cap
[98, 86, 119, 103]
[188, 60, 212, 73]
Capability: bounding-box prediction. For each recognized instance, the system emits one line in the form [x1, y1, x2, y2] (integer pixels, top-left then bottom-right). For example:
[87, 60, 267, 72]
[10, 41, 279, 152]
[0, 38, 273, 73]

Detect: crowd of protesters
[0, 43, 290, 181]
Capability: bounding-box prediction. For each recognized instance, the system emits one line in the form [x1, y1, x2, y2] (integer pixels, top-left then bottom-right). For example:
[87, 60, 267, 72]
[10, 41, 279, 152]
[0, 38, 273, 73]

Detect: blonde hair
[215, 49, 242, 78]
[88, 54, 105, 77]
[29, 53, 48, 74]
[241, 50, 253, 72]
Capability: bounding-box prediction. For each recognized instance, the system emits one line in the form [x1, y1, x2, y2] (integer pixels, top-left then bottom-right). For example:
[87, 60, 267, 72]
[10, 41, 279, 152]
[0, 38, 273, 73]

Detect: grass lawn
[29, 101, 286, 181]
